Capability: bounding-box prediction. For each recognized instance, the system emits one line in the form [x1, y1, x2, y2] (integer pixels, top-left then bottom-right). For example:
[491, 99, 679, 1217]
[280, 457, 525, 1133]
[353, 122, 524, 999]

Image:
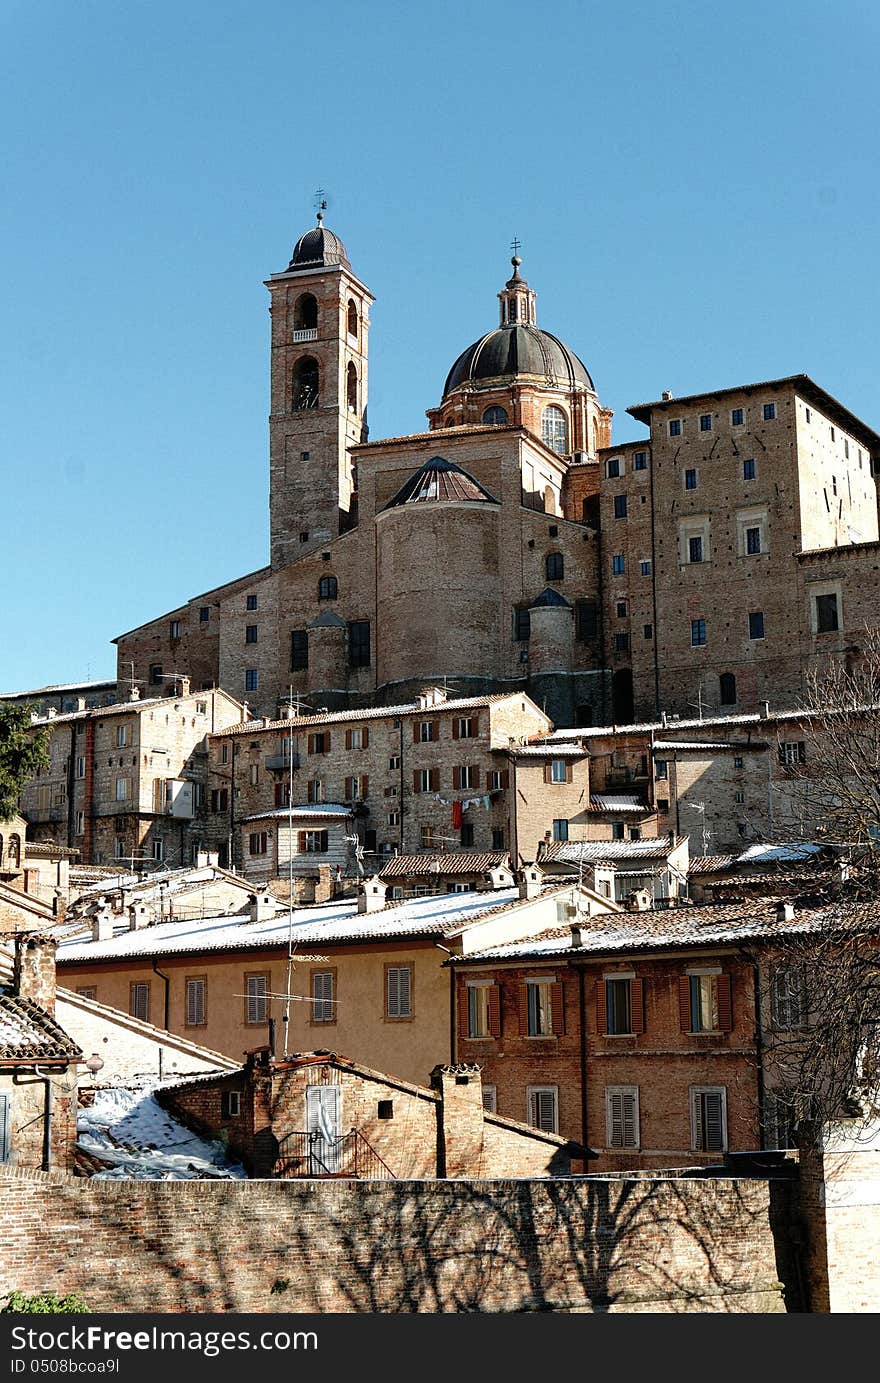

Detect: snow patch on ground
[77, 1083, 247, 1180]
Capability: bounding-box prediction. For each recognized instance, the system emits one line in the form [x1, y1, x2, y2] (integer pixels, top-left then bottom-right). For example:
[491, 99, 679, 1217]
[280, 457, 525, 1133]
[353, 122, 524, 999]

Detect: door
[306, 1085, 341, 1173]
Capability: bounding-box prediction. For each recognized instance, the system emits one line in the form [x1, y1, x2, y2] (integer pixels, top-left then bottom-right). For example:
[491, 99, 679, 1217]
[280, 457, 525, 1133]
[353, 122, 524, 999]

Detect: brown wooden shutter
[344, 777, 352, 799]
[596, 977, 608, 1034]
[457, 990, 470, 1042]
[551, 981, 565, 1036]
[630, 978, 645, 1034]
[433, 719, 440, 741]
[361, 775, 369, 797]
[362, 727, 369, 749]
[566, 762, 573, 783]
[452, 767, 460, 789]
[487, 985, 501, 1038]
[413, 770, 421, 793]
[345, 729, 352, 750]
[517, 983, 530, 1035]
[320, 830, 328, 851]
[679, 976, 692, 1031]
[544, 763, 552, 784]
[307, 734, 314, 753]
[325, 731, 331, 750]
[452, 719, 460, 740]
[472, 767, 480, 789]
[717, 974, 733, 1031]
[413, 722, 420, 744]
[430, 768, 439, 791]
[501, 769, 510, 789]
[297, 832, 306, 852]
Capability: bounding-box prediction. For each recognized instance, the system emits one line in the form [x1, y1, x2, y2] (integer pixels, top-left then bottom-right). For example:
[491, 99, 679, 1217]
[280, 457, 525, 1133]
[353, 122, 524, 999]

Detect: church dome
[443, 325, 594, 398]
[288, 214, 351, 272]
[384, 456, 499, 509]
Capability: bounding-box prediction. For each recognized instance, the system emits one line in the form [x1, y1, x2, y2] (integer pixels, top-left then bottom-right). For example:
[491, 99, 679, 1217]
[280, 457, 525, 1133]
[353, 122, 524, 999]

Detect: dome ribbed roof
[443, 324, 594, 398]
[384, 457, 499, 509]
[530, 588, 572, 609]
[288, 222, 351, 272]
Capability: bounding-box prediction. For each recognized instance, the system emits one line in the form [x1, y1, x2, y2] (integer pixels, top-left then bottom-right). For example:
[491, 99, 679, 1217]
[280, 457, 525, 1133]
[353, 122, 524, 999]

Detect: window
[763, 403, 776, 421]
[245, 669, 259, 691]
[545, 552, 564, 580]
[482, 1086, 497, 1113]
[685, 468, 698, 491]
[682, 972, 732, 1032]
[417, 720, 436, 743]
[603, 976, 641, 1035]
[149, 664, 163, 685]
[221, 1091, 241, 1120]
[311, 971, 335, 1023]
[246, 625, 258, 644]
[420, 825, 436, 850]
[616, 600, 628, 618]
[306, 780, 325, 803]
[248, 831, 268, 856]
[300, 829, 329, 853]
[669, 419, 682, 437]
[611, 822, 625, 840]
[388, 754, 400, 771]
[75, 755, 86, 779]
[115, 777, 130, 802]
[75, 811, 84, 835]
[413, 768, 439, 793]
[731, 408, 744, 426]
[291, 630, 309, 670]
[454, 765, 477, 789]
[245, 974, 268, 1025]
[152, 838, 165, 862]
[199, 606, 210, 623]
[770, 966, 807, 1030]
[815, 592, 839, 633]
[525, 979, 555, 1036]
[541, 405, 568, 455]
[130, 983, 150, 1022]
[606, 457, 620, 478]
[492, 828, 505, 849]
[691, 1087, 727, 1152]
[527, 1086, 558, 1133]
[318, 575, 338, 600]
[734, 756, 744, 769]
[550, 759, 568, 784]
[552, 819, 568, 842]
[221, 743, 229, 765]
[185, 978, 206, 1026]
[348, 620, 370, 668]
[387, 810, 400, 827]
[114, 836, 126, 861]
[699, 413, 712, 432]
[655, 759, 668, 780]
[514, 606, 531, 641]
[386, 965, 412, 1019]
[639, 559, 651, 576]
[691, 619, 706, 646]
[634, 451, 648, 471]
[657, 798, 669, 814]
[459, 823, 474, 847]
[606, 1087, 640, 1149]
[748, 611, 765, 640]
[743, 458, 756, 481]
[170, 620, 180, 640]
[347, 362, 358, 411]
[688, 535, 703, 563]
[746, 527, 761, 555]
[210, 788, 228, 813]
[612, 554, 625, 575]
[344, 775, 368, 800]
[292, 356, 319, 409]
[719, 672, 737, 705]
[466, 982, 500, 1039]
[778, 740, 806, 767]
[116, 724, 128, 748]
[613, 494, 628, 519]
[614, 632, 630, 652]
[643, 623, 653, 640]
[482, 405, 508, 425]
[453, 717, 477, 739]
[575, 599, 598, 641]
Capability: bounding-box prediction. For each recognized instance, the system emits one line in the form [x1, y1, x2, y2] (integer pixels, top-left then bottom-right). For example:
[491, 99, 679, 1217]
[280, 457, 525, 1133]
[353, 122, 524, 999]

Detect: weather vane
[314, 188, 327, 223]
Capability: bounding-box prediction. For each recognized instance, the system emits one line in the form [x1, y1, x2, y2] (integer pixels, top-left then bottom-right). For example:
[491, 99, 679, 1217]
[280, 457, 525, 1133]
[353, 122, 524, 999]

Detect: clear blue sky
[2, 0, 878, 694]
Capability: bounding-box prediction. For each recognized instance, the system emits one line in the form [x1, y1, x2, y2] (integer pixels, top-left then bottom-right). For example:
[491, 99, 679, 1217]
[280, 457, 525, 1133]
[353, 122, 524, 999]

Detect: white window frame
[736, 507, 769, 558]
[678, 516, 711, 566]
[550, 758, 568, 784]
[115, 777, 130, 802]
[809, 582, 843, 635]
[526, 977, 555, 1036]
[466, 980, 493, 1039]
[116, 724, 128, 748]
[527, 1085, 559, 1133]
[690, 1086, 728, 1153]
[605, 1086, 640, 1150]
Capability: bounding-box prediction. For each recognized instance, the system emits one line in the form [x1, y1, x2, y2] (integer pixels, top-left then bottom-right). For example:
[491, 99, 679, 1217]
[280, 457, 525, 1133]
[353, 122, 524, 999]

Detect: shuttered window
[598, 977, 645, 1035]
[246, 974, 268, 1025]
[770, 966, 807, 1030]
[386, 966, 412, 1019]
[185, 977, 206, 1026]
[605, 1087, 639, 1149]
[691, 1087, 727, 1152]
[0, 1094, 10, 1163]
[464, 983, 501, 1040]
[312, 971, 335, 1023]
[130, 983, 150, 1022]
[527, 1086, 558, 1133]
[680, 974, 732, 1032]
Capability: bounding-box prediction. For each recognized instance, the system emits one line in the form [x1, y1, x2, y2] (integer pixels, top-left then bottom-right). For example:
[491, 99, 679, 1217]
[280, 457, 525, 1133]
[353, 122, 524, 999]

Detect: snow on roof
[241, 805, 353, 823]
[541, 836, 684, 865]
[77, 1084, 246, 1180]
[588, 795, 650, 813]
[737, 843, 823, 864]
[57, 888, 523, 964]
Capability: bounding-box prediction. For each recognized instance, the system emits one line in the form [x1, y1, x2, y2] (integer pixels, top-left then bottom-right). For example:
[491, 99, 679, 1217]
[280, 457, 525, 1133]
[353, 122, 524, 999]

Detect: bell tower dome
[265, 207, 374, 567]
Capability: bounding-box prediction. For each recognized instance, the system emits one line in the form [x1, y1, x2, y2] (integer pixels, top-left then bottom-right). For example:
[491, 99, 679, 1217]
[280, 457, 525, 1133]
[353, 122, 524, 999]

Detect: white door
[306, 1085, 342, 1173]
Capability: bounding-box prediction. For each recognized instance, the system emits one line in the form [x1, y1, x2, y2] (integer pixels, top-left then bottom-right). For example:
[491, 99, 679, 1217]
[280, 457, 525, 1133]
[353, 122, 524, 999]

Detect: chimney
[760, 700, 770, 719]
[128, 903, 150, 931]
[13, 933, 58, 1016]
[430, 1064, 485, 1177]
[570, 920, 589, 948]
[660, 711, 668, 728]
[46, 708, 58, 720]
[76, 696, 87, 711]
[248, 892, 276, 923]
[661, 390, 673, 401]
[174, 676, 191, 698]
[518, 864, 544, 900]
[482, 863, 515, 891]
[92, 909, 115, 942]
[776, 900, 795, 923]
[128, 686, 141, 703]
[357, 875, 388, 913]
[195, 850, 220, 869]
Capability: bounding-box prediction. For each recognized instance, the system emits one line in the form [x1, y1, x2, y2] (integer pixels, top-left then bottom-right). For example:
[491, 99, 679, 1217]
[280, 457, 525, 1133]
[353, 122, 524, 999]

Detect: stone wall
[0, 1167, 797, 1313]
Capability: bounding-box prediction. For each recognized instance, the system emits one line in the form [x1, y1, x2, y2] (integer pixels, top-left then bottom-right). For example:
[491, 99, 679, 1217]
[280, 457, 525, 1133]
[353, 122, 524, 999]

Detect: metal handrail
[275, 1127, 397, 1179]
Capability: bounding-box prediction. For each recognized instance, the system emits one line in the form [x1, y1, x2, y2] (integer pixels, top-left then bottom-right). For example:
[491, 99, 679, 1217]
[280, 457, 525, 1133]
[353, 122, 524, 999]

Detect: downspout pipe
[152, 958, 171, 1030]
[577, 965, 589, 1153]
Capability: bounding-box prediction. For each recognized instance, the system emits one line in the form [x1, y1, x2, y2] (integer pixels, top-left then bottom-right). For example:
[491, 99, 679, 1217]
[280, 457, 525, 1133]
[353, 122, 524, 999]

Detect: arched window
[543, 485, 556, 514]
[294, 294, 318, 331]
[482, 405, 509, 425]
[546, 552, 564, 581]
[8, 834, 20, 869]
[318, 575, 338, 600]
[542, 405, 569, 456]
[347, 299, 358, 337]
[292, 357, 319, 410]
[347, 362, 358, 412]
[719, 672, 737, 706]
[444, 415, 455, 428]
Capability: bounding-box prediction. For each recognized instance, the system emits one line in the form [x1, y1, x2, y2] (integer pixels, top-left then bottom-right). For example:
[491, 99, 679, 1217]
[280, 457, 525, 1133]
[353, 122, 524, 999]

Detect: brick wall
[0, 1167, 797, 1312]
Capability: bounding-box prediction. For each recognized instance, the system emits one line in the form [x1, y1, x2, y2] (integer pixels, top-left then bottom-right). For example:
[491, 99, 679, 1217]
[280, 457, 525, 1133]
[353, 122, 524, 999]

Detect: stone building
[111, 215, 880, 733]
[20, 684, 243, 868]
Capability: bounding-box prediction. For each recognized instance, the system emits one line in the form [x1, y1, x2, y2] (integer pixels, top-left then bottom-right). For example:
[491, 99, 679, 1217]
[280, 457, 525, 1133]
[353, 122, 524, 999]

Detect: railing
[275, 1128, 397, 1180]
[292, 328, 318, 343]
[266, 753, 300, 771]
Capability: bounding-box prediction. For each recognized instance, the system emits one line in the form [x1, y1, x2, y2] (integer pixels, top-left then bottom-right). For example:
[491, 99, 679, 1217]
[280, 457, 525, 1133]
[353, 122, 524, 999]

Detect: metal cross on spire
[510, 236, 521, 257]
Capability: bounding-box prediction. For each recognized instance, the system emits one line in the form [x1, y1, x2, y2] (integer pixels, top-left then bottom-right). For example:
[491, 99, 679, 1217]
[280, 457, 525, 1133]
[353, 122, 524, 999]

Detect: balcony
[266, 753, 300, 771]
[292, 328, 318, 343]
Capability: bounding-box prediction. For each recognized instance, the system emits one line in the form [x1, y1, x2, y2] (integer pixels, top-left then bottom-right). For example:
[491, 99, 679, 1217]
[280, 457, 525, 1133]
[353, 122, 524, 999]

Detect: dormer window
[483, 405, 509, 425]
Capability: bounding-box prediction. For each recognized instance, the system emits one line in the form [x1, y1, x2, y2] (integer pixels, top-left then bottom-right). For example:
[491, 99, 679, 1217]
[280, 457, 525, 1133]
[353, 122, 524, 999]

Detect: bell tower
[265, 209, 374, 568]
